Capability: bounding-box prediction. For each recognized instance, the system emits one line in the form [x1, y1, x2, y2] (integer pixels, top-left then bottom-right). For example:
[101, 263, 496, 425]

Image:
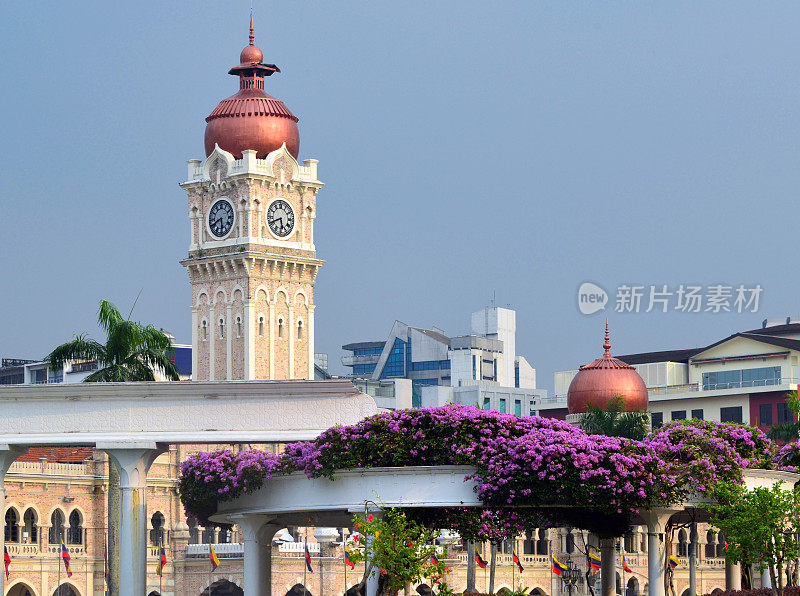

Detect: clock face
[267, 199, 296, 238]
[208, 200, 234, 238]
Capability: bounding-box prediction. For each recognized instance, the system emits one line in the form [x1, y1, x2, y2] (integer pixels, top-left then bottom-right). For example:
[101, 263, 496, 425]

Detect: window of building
[412, 378, 438, 387]
[523, 530, 535, 555]
[235, 316, 242, 338]
[651, 412, 663, 429]
[760, 404, 773, 426]
[536, 530, 549, 555]
[218, 318, 225, 339]
[671, 410, 687, 421]
[5, 509, 19, 543]
[258, 316, 264, 336]
[716, 533, 727, 557]
[278, 318, 284, 339]
[49, 510, 65, 544]
[691, 409, 704, 420]
[499, 398, 507, 413]
[202, 526, 216, 544]
[352, 364, 376, 375]
[410, 360, 451, 371]
[515, 399, 522, 417]
[67, 510, 82, 545]
[705, 531, 717, 558]
[720, 406, 743, 424]
[380, 338, 407, 378]
[472, 355, 477, 380]
[515, 366, 520, 388]
[777, 402, 795, 424]
[201, 320, 208, 341]
[353, 346, 383, 356]
[623, 530, 635, 553]
[297, 320, 303, 340]
[566, 532, 575, 554]
[23, 508, 37, 544]
[150, 512, 165, 546]
[187, 518, 199, 544]
[702, 366, 781, 390]
[483, 397, 491, 410]
[677, 529, 688, 557]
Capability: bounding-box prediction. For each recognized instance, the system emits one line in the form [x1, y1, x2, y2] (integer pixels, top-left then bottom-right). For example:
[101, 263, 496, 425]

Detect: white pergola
[0, 380, 378, 596]
[210, 464, 800, 596]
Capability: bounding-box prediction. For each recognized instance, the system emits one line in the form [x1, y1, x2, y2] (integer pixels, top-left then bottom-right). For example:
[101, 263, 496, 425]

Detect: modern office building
[543, 318, 800, 430]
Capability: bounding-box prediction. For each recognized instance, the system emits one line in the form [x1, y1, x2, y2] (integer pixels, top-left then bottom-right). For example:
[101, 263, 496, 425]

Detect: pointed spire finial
[603, 318, 611, 356]
[249, 10, 255, 45]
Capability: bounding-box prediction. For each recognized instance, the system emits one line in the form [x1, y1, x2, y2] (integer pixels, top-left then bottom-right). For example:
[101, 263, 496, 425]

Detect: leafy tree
[46, 300, 179, 382]
[709, 481, 800, 596]
[347, 508, 448, 596]
[46, 299, 179, 596]
[768, 391, 800, 442]
[577, 395, 650, 441]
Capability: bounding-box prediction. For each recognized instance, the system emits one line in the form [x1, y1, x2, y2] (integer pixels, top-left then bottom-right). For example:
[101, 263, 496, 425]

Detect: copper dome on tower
[204, 15, 300, 160]
[566, 321, 648, 413]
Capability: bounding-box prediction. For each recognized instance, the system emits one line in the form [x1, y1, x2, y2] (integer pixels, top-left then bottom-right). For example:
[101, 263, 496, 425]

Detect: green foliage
[347, 508, 448, 594]
[46, 300, 179, 382]
[578, 395, 650, 440]
[768, 391, 800, 442]
[709, 481, 800, 596]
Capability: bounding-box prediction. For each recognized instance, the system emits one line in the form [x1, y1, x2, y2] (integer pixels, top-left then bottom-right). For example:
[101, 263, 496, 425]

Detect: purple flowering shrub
[775, 442, 800, 471]
[179, 406, 794, 533]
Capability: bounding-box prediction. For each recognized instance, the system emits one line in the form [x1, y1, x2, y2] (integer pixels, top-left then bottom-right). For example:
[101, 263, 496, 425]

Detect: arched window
[219, 317, 225, 339]
[23, 508, 37, 543]
[188, 518, 199, 544]
[522, 530, 535, 555]
[278, 319, 284, 339]
[624, 529, 635, 553]
[67, 510, 82, 545]
[150, 512, 165, 546]
[297, 320, 303, 340]
[5, 509, 19, 543]
[202, 525, 216, 544]
[716, 533, 726, 557]
[258, 317, 264, 337]
[677, 529, 688, 557]
[201, 320, 208, 341]
[235, 316, 242, 338]
[49, 509, 65, 544]
[536, 530, 548, 555]
[705, 531, 717, 558]
[565, 532, 575, 554]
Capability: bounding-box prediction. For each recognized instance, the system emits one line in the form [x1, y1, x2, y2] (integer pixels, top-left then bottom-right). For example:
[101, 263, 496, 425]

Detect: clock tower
[180, 18, 324, 381]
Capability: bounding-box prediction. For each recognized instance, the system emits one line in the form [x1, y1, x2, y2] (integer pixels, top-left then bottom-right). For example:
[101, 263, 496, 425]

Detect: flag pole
[304, 529, 308, 596]
[343, 535, 347, 596]
[511, 541, 515, 591]
[57, 532, 61, 596]
[208, 542, 212, 596]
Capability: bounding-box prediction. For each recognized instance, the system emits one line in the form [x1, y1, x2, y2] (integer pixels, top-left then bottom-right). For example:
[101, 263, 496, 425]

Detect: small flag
[623, 554, 632, 574]
[209, 543, 220, 572]
[61, 542, 72, 577]
[305, 543, 314, 573]
[588, 551, 601, 570]
[344, 549, 355, 570]
[156, 542, 167, 577]
[475, 552, 488, 569]
[551, 554, 566, 576]
[430, 554, 439, 565]
[512, 549, 524, 573]
[669, 555, 680, 569]
[4, 546, 10, 580]
[104, 544, 108, 584]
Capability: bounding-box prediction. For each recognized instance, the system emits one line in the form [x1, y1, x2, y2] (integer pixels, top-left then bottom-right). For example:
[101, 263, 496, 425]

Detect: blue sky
[2, 2, 799, 389]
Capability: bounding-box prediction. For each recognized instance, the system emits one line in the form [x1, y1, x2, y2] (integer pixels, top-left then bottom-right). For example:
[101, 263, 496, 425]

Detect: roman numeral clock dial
[267, 199, 295, 238]
[208, 199, 235, 238]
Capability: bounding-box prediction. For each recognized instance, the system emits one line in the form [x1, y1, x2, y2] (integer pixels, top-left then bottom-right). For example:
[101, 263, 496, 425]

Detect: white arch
[21, 503, 41, 522]
[196, 292, 210, 307]
[254, 285, 271, 305]
[264, 143, 300, 181]
[292, 289, 309, 306]
[274, 287, 289, 305]
[213, 287, 228, 305]
[67, 506, 86, 523]
[202, 144, 235, 181]
[6, 579, 40, 596]
[230, 285, 245, 303]
[51, 579, 82, 596]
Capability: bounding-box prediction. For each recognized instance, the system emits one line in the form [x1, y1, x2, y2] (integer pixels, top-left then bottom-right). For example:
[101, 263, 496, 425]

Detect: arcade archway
[201, 580, 243, 596]
[52, 584, 79, 596]
[6, 581, 36, 596]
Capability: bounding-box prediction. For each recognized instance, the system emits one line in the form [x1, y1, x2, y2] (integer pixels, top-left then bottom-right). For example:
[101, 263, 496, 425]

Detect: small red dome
[204, 16, 300, 160]
[567, 322, 648, 414]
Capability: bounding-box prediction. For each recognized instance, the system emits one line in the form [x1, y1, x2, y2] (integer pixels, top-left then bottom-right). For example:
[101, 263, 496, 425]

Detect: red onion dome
[567, 321, 648, 414]
[204, 15, 300, 160]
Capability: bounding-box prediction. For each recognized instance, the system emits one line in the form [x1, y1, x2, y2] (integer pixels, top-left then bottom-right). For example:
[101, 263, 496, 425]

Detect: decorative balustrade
[186, 543, 244, 557]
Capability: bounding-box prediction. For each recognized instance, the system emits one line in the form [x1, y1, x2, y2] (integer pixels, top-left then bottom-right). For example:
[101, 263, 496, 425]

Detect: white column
[307, 305, 316, 379]
[233, 515, 280, 596]
[101, 443, 166, 596]
[268, 305, 276, 380]
[226, 303, 233, 380]
[725, 561, 741, 591]
[0, 446, 29, 596]
[245, 299, 255, 380]
[761, 568, 772, 589]
[641, 509, 675, 596]
[288, 306, 295, 379]
[600, 538, 616, 596]
[191, 307, 198, 381]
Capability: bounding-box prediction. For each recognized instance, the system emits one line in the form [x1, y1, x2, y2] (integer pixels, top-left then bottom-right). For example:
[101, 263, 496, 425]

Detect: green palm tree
[578, 395, 650, 441]
[46, 299, 179, 596]
[46, 300, 179, 382]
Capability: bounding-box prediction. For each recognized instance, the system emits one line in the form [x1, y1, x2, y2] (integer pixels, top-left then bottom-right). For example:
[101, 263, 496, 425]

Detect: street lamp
[561, 557, 582, 596]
